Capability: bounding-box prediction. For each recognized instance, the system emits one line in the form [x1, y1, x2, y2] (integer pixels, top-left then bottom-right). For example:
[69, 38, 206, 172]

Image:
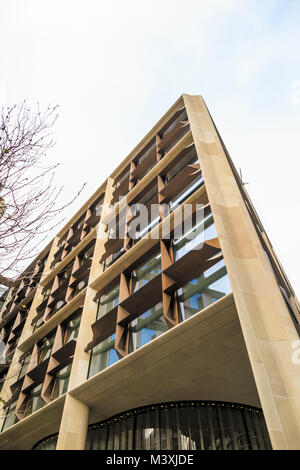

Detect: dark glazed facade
[33, 401, 272, 450]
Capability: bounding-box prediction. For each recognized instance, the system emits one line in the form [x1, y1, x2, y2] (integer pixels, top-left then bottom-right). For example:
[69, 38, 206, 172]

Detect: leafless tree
[0, 101, 86, 286]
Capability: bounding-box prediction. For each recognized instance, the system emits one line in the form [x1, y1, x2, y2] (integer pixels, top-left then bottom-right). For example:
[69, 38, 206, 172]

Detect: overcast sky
[1, 0, 299, 296]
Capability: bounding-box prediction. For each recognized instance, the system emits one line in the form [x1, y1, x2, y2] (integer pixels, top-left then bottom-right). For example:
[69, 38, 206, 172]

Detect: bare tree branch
[0, 100, 86, 283]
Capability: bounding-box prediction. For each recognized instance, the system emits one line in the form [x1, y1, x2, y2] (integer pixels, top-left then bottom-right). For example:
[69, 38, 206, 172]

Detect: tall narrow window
[97, 285, 120, 320]
[51, 363, 72, 400]
[88, 334, 118, 378]
[131, 251, 161, 293]
[1, 401, 18, 432]
[129, 303, 167, 351]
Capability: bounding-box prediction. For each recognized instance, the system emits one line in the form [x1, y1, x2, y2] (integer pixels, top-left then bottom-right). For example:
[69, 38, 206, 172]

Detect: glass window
[33, 315, 44, 332]
[52, 299, 66, 315]
[173, 208, 218, 261]
[51, 363, 72, 400]
[169, 176, 204, 212]
[106, 210, 127, 243]
[88, 334, 118, 378]
[177, 259, 231, 322]
[165, 147, 199, 183]
[104, 248, 125, 271]
[1, 401, 18, 432]
[134, 213, 160, 243]
[129, 184, 159, 242]
[64, 312, 81, 343]
[97, 285, 120, 320]
[6, 338, 17, 356]
[61, 263, 73, 280]
[24, 383, 44, 417]
[138, 184, 157, 206]
[135, 139, 156, 167]
[129, 303, 167, 351]
[18, 353, 31, 379]
[72, 279, 87, 297]
[83, 243, 95, 260]
[160, 109, 189, 155]
[34, 401, 272, 451]
[114, 168, 130, 189]
[132, 252, 161, 293]
[39, 334, 55, 362]
[57, 233, 67, 247]
[42, 283, 52, 302]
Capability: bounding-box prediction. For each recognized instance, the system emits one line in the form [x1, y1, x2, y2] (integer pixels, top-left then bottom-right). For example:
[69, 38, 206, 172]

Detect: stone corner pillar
[56, 394, 89, 450]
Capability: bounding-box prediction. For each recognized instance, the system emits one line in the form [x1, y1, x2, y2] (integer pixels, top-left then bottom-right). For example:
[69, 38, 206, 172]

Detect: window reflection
[169, 177, 204, 212]
[33, 401, 272, 451]
[64, 312, 81, 343]
[18, 353, 31, 379]
[88, 334, 118, 378]
[130, 303, 167, 351]
[134, 215, 160, 243]
[164, 145, 198, 184]
[51, 363, 72, 400]
[1, 401, 18, 432]
[177, 259, 231, 322]
[33, 316, 44, 332]
[174, 208, 217, 261]
[97, 285, 119, 320]
[132, 252, 161, 293]
[24, 383, 44, 417]
[39, 334, 55, 363]
[83, 402, 271, 450]
[104, 248, 125, 271]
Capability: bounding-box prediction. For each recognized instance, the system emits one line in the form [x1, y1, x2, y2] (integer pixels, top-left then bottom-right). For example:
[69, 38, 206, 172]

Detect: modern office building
[0, 95, 299, 450]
